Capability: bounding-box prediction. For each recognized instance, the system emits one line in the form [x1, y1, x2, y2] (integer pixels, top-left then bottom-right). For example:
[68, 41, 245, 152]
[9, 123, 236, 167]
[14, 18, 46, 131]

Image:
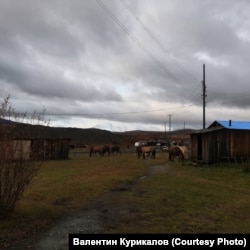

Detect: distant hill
[0, 119, 122, 145]
[42, 127, 195, 146]
[45, 126, 123, 145]
[0, 118, 196, 146]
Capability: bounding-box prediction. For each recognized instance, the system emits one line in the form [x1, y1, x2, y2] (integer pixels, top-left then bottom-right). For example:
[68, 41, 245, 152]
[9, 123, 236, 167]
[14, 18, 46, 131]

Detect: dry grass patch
[0, 154, 147, 248]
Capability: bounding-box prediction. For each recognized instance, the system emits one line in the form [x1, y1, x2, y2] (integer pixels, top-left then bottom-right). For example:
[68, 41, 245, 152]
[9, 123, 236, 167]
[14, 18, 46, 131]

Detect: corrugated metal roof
[210, 120, 250, 130]
[190, 120, 250, 135]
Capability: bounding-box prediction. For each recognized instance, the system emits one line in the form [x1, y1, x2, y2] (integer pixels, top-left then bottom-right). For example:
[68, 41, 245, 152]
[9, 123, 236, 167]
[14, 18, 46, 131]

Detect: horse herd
[136, 145, 187, 161]
[88, 144, 188, 161]
[89, 145, 121, 157]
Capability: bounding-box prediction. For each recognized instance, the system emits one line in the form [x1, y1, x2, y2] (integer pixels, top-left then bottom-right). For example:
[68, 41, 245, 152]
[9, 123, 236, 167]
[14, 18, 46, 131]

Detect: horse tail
[89, 146, 93, 157]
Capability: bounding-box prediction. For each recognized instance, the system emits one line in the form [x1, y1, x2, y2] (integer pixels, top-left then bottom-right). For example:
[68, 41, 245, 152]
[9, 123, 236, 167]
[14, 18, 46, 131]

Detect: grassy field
[0, 152, 147, 248]
[112, 160, 250, 233]
[1, 152, 250, 248]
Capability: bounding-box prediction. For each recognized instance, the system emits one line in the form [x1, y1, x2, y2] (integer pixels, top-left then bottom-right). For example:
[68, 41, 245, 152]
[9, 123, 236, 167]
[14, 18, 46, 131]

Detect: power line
[39, 103, 197, 117]
[96, 0, 178, 83]
[96, 0, 202, 105]
[120, 0, 201, 85]
[120, 0, 202, 104]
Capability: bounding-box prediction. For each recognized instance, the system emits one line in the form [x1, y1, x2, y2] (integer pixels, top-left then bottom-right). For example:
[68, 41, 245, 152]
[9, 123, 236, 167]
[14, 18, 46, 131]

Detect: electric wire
[120, 0, 203, 104]
[39, 103, 198, 117]
[96, 0, 202, 105]
[96, 0, 179, 84]
[120, 0, 201, 86]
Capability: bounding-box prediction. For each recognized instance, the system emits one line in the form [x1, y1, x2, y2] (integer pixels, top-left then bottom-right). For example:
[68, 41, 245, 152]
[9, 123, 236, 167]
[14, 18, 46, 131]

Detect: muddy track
[8, 161, 173, 250]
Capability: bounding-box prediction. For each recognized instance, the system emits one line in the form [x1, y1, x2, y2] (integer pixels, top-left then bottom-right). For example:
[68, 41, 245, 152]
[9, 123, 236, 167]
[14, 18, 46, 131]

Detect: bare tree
[0, 95, 49, 217]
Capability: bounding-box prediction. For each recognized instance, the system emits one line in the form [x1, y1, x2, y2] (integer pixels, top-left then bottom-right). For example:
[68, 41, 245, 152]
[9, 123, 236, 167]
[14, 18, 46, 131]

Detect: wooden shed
[31, 138, 71, 160]
[0, 138, 71, 161]
[190, 120, 250, 164]
[0, 120, 71, 161]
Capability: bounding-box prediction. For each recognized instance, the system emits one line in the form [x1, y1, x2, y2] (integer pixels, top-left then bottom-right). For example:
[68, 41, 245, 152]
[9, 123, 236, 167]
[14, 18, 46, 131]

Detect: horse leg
[174, 154, 177, 161]
[179, 154, 182, 161]
[172, 153, 176, 161]
[140, 152, 142, 158]
[151, 150, 155, 159]
[169, 152, 172, 161]
[137, 150, 140, 159]
[180, 154, 184, 161]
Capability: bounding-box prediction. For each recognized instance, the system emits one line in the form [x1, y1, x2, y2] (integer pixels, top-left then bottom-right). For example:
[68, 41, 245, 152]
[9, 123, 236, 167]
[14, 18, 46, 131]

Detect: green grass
[1, 152, 250, 248]
[0, 154, 147, 248]
[110, 157, 250, 233]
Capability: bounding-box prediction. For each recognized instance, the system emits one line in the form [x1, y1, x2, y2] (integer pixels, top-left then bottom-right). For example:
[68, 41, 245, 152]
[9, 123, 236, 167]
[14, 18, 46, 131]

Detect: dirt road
[8, 162, 172, 250]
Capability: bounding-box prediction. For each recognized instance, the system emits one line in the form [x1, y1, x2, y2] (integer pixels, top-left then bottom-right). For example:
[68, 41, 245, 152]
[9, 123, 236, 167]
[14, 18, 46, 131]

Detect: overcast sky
[1, 0, 250, 131]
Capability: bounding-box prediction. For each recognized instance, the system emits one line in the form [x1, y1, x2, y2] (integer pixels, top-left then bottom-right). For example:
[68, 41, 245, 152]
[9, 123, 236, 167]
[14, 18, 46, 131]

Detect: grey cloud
[1, 0, 250, 131]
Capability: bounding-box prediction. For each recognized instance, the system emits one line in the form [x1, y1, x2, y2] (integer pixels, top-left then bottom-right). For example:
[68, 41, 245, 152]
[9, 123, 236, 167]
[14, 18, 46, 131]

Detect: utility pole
[202, 64, 207, 129]
[168, 114, 173, 132]
[164, 121, 167, 138]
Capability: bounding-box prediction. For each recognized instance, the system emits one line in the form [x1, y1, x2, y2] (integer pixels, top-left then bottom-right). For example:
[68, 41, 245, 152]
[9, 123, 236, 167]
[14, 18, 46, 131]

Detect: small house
[190, 120, 250, 164]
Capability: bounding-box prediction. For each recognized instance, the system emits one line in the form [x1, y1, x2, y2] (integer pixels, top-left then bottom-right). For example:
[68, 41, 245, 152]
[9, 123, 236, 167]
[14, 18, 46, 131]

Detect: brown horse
[110, 145, 121, 155]
[89, 145, 110, 157]
[136, 146, 156, 159]
[168, 146, 184, 161]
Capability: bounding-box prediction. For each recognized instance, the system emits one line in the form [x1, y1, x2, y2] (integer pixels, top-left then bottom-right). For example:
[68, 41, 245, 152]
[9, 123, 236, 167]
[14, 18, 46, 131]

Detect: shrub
[0, 95, 48, 218]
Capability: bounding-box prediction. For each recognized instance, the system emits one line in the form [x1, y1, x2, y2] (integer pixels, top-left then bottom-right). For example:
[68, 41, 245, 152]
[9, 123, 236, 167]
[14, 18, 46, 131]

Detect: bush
[0, 95, 48, 218]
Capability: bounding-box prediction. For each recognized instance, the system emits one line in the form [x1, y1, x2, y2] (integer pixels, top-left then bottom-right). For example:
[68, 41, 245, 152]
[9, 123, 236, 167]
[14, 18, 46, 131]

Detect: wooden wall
[0, 138, 70, 161]
[191, 129, 250, 164]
